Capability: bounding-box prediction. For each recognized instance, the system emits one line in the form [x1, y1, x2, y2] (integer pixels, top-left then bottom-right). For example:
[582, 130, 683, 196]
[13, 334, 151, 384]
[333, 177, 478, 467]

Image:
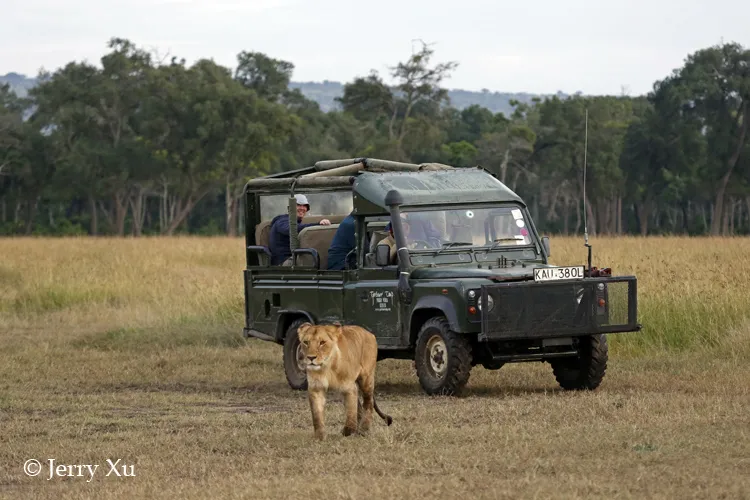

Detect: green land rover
[241, 157, 641, 396]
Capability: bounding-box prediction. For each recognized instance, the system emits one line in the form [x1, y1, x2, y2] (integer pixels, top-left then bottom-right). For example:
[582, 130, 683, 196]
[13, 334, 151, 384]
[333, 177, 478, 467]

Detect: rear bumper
[479, 276, 640, 341]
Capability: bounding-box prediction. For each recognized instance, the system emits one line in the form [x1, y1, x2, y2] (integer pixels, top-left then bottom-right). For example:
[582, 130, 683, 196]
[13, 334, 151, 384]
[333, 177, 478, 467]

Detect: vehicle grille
[479, 277, 638, 341]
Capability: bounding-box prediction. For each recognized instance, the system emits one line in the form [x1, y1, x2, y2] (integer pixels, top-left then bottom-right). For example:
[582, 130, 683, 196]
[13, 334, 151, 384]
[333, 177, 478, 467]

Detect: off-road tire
[283, 318, 309, 391]
[414, 316, 473, 396]
[550, 334, 608, 390]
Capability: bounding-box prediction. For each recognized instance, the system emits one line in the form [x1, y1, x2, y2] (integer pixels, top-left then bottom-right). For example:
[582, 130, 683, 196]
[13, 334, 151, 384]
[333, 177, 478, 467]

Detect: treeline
[1, 38, 749, 237]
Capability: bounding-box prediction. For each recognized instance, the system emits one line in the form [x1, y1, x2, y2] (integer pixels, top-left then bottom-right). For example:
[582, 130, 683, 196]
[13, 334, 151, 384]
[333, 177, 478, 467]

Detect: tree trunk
[563, 198, 570, 235]
[129, 187, 147, 237]
[499, 149, 510, 184]
[225, 180, 236, 236]
[24, 196, 39, 235]
[163, 188, 212, 235]
[574, 197, 581, 235]
[616, 196, 623, 234]
[682, 202, 689, 234]
[113, 192, 128, 237]
[721, 198, 730, 236]
[711, 101, 748, 235]
[585, 195, 596, 236]
[1, 198, 6, 223]
[636, 199, 652, 236]
[237, 194, 244, 237]
[89, 194, 99, 236]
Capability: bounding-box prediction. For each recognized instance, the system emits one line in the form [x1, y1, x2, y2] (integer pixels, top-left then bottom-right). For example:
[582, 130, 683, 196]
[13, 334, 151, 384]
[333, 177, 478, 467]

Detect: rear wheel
[414, 316, 473, 396]
[283, 318, 309, 391]
[550, 334, 608, 390]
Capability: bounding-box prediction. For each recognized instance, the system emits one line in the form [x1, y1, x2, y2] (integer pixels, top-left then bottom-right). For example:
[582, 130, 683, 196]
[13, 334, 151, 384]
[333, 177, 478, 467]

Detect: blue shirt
[327, 214, 356, 270]
[268, 214, 320, 265]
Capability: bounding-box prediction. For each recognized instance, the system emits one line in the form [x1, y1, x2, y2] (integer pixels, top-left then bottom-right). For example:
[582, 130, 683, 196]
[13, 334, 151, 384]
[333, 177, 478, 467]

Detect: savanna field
[1, 236, 749, 499]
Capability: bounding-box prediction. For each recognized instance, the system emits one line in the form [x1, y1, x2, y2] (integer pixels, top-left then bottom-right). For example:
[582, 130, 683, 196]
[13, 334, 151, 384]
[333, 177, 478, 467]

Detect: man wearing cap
[268, 194, 331, 266]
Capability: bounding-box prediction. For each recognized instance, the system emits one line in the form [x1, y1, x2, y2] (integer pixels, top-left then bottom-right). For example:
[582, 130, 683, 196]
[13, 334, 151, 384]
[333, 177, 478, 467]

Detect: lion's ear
[297, 322, 312, 338]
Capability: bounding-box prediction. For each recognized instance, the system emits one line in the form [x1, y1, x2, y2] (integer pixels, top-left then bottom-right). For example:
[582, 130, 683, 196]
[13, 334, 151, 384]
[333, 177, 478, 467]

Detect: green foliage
[1, 39, 749, 237]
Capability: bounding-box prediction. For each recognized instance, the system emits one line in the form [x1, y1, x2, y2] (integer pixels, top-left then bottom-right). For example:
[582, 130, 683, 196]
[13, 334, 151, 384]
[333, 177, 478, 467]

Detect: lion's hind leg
[341, 383, 359, 437]
[356, 373, 375, 434]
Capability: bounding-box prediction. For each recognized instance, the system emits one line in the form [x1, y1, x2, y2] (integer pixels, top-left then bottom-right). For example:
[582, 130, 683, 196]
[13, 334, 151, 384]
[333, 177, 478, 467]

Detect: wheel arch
[276, 310, 315, 342]
[409, 297, 460, 346]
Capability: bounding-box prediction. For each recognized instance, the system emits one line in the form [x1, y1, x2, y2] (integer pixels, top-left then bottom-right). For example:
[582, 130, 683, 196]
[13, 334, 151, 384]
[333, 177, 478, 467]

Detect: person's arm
[298, 218, 331, 231]
[273, 216, 291, 236]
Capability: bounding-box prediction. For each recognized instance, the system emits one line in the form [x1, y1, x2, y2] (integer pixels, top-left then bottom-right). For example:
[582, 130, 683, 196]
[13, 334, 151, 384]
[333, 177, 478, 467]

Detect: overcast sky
[2, 0, 749, 96]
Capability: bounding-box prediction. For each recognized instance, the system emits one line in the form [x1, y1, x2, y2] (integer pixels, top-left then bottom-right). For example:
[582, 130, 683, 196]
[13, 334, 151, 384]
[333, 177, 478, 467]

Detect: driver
[406, 212, 443, 243]
[378, 214, 412, 264]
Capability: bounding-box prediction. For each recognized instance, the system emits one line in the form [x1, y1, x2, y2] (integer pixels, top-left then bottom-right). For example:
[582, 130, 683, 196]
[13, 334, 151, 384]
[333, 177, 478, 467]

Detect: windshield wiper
[433, 241, 473, 256]
[484, 237, 523, 254]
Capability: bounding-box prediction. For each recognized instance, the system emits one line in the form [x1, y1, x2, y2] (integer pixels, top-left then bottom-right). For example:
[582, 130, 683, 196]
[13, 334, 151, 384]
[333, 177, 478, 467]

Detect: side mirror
[375, 244, 390, 267]
[541, 236, 551, 257]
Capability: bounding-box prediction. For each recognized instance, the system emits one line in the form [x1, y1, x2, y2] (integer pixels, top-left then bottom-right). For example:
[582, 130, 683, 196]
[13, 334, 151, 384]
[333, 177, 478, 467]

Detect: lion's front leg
[308, 389, 327, 440]
[341, 384, 359, 437]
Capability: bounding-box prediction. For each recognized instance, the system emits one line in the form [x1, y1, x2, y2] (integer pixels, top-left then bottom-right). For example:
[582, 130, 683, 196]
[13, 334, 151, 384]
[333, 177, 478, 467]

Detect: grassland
[1, 235, 749, 499]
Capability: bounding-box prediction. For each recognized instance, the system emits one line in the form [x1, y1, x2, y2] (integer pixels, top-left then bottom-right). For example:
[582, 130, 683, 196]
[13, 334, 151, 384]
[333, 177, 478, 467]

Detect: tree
[652, 42, 750, 235]
[234, 51, 294, 103]
[337, 41, 458, 161]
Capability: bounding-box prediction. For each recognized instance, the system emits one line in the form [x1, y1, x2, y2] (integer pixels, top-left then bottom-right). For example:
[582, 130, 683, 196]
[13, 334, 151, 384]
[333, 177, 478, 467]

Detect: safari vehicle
[241, 157, 641, 396]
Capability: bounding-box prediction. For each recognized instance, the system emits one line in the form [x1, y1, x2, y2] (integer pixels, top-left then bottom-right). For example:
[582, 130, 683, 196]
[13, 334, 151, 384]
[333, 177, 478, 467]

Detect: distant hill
[2, 73, 567, 116]
[289, 81, 567, 116]
[0, 73, 37, 97]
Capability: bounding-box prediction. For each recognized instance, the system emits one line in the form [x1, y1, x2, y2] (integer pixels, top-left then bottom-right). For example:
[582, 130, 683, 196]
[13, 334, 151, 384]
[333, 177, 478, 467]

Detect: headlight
[478, 295, 494, 312]
[468, 290, 476, 299]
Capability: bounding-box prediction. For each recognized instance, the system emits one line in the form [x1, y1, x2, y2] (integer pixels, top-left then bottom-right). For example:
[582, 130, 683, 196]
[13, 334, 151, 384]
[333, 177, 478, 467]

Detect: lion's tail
[374, 399, 393, 426]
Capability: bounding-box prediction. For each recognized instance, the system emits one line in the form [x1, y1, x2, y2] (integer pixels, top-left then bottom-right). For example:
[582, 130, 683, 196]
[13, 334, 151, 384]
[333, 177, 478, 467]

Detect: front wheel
[550, 334, 608, 390]
[414, 317, 473, 396]
[282, 318, 309, 391]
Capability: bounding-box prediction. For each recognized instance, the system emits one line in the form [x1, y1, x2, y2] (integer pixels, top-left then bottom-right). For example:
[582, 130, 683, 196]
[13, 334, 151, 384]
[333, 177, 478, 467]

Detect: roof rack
[243, 157, 456, 191]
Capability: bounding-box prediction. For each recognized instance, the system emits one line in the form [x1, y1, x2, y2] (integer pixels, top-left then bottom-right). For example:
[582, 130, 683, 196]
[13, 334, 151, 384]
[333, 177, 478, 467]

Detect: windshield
[399, 206, 534, 250]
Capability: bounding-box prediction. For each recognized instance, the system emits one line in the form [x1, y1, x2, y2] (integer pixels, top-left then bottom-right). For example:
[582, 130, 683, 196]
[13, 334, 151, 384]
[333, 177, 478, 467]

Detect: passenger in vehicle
[327, 211, 356, 270]
[377, 214, 411, 264]
[268, 194, 331, 266]
[406, 212, 443, 243]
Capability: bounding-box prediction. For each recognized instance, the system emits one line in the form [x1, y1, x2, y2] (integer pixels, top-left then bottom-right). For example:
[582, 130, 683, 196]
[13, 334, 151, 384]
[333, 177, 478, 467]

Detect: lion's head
[297, 322, 341, 371]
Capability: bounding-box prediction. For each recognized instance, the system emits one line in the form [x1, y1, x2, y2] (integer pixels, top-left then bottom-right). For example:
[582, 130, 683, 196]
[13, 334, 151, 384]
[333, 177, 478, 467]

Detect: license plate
[534, 265, 585, 282]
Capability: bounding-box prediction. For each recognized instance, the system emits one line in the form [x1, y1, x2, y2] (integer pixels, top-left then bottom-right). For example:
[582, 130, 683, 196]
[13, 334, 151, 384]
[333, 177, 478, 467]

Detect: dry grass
[1, 235, 750, 499]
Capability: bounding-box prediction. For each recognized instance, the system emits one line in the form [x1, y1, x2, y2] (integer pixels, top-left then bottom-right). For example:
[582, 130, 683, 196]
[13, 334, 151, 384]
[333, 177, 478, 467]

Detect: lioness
[297, 322, 393, 440]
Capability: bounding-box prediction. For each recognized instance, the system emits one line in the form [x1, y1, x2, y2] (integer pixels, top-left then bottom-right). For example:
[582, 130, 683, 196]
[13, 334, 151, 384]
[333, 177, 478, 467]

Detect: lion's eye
[302, 340, 308, 346]
[320, 341, 326, 346]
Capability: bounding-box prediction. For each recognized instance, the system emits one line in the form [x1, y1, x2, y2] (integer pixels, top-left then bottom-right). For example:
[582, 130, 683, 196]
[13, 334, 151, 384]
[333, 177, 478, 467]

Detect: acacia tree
[337, 41, 458, 161]
[652, 42, 750, 235]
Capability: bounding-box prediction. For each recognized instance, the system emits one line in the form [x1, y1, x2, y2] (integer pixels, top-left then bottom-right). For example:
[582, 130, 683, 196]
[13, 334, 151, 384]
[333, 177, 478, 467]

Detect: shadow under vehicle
[241, 157, 641, 396]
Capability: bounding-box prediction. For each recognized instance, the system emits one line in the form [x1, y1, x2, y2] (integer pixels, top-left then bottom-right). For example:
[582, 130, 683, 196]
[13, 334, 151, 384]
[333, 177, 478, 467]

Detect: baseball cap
[294, 194, 310, 208]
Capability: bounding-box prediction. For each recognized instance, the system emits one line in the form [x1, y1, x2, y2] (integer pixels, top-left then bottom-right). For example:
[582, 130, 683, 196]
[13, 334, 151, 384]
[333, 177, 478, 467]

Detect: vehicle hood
[410, 264, 550, 281]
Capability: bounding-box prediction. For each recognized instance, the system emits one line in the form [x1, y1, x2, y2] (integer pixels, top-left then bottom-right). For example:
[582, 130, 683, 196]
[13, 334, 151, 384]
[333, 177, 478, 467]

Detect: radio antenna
[582, 107, 592, 276]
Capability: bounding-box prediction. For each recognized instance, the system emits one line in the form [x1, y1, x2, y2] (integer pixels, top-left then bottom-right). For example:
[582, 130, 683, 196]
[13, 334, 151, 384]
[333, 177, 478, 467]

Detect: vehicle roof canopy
[243, 157, 526, 215]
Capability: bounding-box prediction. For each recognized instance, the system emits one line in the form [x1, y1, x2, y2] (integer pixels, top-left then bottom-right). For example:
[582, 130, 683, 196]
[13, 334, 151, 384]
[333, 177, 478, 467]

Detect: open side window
[362, 217, 395, 269]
